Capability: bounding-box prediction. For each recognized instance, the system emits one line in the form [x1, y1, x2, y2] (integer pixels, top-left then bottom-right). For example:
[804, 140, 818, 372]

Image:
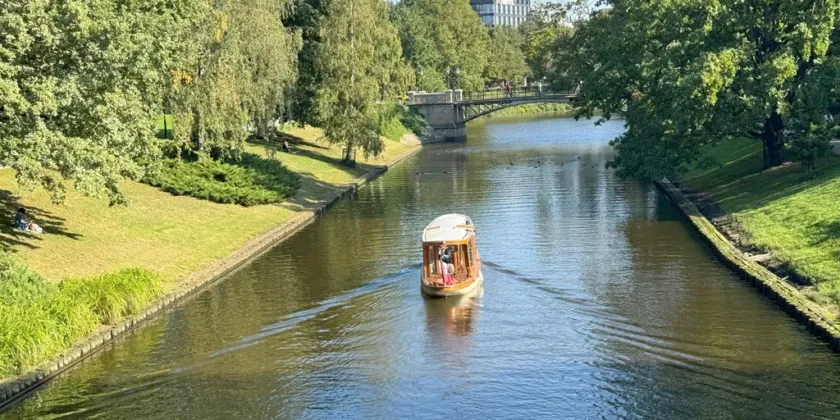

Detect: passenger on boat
[440, 247, 455, 285]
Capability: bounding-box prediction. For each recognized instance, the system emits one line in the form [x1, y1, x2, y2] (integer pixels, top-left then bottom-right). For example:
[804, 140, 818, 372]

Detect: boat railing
[425, 270, 470, 287]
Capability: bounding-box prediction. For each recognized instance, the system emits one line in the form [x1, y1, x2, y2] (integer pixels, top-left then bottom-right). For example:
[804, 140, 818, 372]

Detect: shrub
[0, 255, 163, 378]
[378, 104, 426, 141]
[143, 152, 301, 206]
[380, 117, 411, 142]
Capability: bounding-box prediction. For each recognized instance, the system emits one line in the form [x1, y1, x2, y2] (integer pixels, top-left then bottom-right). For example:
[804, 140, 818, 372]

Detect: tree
[484, 26, 528, 83]
[0, 0, 206, 204]
[284, 0, 324, 126]
[393, 0, 490, 91]
[168, 0, 299, 156]
[316, 0, 412, 162]
[520, 2, 588, 91]
[574, 0, 840, 179]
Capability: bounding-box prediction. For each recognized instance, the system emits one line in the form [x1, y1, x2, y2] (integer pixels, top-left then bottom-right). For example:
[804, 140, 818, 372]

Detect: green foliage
[378, 104, 425, 141]
[1, 0, 301, 204]
[168, 0, 300, 154]
[682, 139, 840, 308]
[575, 0, 840, 179]
[284, 0, 325, 126]
[61, 269, 163, 325]
[398, 108, 427, 137]
[479, 103, 572, 118]
[485, 27, 528, 83]
[393, 0, 490, 91]
[143, 153, 301, 206]
[379, 118, 411, 142]
[0, 255, 162, 377]
[520, 4, 573, 84]
[0, 0, 198, 204]
[316, 0, 412, 161]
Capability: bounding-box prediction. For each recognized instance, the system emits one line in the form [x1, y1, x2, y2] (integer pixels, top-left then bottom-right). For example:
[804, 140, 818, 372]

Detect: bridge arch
[406, 89, 575, 142]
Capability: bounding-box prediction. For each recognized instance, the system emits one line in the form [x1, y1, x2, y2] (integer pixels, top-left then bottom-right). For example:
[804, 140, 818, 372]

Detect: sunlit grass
[0, 126, 415, 380]
[0, 127, 414, 283]
[681, 138, 840, 304]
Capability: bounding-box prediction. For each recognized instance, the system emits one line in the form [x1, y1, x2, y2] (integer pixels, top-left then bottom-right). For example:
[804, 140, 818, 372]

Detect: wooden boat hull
[421, 271, 483, 297]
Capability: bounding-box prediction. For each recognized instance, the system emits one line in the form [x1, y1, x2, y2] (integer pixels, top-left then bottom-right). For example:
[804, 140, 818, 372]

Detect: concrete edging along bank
[655, 178, 840, 350]
[0, 144, 422, 410]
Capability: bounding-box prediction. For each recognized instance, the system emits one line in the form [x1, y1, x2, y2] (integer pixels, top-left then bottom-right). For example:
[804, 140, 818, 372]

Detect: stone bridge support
[407, 90, 466, 143]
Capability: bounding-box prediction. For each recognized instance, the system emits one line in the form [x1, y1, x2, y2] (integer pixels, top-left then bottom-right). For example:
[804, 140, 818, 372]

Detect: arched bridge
[406, 88, 576, 142]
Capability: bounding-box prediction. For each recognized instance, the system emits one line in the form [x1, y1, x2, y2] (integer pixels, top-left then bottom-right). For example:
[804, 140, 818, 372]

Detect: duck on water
[420, 214, 483, 297]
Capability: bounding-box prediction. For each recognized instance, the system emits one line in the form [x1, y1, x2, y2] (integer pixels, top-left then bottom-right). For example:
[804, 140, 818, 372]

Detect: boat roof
[422, 214, 475, 243]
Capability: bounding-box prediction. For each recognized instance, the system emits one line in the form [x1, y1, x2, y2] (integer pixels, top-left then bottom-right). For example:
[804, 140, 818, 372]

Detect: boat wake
[199, 264, 422, 362]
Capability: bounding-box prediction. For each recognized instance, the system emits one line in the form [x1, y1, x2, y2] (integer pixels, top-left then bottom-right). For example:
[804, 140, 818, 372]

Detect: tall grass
[0, 255, 162, 378]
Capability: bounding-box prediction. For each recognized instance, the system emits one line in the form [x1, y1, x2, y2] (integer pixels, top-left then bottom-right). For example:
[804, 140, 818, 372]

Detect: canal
[5, 115, 840, 419]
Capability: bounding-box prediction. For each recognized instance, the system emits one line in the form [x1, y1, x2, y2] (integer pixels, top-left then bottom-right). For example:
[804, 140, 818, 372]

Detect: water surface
[6, 114, 840, 419]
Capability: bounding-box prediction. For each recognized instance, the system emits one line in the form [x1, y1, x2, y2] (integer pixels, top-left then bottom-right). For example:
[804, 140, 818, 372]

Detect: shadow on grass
[278, 161, 386, 213]
[810, 219, 840, 259]
[706, 159, 840, 214]
[248, 131, 383, 181]
[250, 131, 330, 151]
[0, 191, 82, 251]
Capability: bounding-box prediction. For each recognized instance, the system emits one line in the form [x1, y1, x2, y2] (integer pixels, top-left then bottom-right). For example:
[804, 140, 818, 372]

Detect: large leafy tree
[284, 0, 324, 126]
[484, 26, 529, 83]
[316, 0, 412, 162]
[576, 0, 840, 178]
[520, 4, 572, 82]
[393, 0, 490, 91]
[0, 0, 203, 204]
[520, 2, 591, 91]
[168, 0, 299, 156]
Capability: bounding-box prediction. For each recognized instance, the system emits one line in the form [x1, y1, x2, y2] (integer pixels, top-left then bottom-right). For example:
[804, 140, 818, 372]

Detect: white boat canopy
[422, 214, 474, 243]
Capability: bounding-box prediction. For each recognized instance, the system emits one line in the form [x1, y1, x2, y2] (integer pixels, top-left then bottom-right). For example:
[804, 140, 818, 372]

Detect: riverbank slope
[678, 139, 840, 313]
[0, 127, 419, 404]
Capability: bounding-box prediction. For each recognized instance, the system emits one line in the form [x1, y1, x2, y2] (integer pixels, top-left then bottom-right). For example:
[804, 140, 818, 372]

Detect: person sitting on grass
[14, 207, 43, 234]
[282, 140, 299, 154]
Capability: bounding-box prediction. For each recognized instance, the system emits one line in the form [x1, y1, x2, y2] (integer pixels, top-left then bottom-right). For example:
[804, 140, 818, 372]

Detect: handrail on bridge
[461, 86, 576, 102]
[407, 86, 576, 105]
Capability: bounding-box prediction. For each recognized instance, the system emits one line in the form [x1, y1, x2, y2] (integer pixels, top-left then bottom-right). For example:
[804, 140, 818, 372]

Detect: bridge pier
[407, 90, 466, 143]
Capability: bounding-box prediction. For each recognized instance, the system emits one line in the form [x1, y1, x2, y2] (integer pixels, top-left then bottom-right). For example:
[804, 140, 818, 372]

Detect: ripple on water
[5, 116, 840, 419]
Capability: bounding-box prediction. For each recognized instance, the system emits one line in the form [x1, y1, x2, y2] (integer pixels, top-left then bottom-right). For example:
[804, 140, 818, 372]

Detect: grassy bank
[480, 102, 573, 118]
[680, 139, 840, 307]
[0, 258, 162, 377]
[0, 127, 415, 378]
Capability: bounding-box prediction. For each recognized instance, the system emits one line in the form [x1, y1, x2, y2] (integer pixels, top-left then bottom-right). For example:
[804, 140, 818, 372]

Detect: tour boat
[421, 214, 483, 297]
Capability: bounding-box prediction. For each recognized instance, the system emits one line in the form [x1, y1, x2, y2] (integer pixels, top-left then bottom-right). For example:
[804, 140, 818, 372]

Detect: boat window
[467, 244, 474, 267]
[427, 245, 439, 274]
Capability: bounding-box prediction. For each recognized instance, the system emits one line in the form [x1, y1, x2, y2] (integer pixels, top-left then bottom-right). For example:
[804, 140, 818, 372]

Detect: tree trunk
[762, 111, 784, 168]
[191, 109, 203, 151]
[342, 145, 356, 166]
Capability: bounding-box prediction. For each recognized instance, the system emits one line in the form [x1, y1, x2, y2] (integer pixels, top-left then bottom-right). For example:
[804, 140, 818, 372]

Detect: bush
[0, 255, 163, 378]
[380, 117, 411, 142]
[378, 104, 426, 141]
[143, 152, 301, 206]
[480, 103, 572, 118]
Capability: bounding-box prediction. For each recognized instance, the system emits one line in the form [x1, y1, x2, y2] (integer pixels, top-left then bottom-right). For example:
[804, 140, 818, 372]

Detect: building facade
[470, 0, 531, 27]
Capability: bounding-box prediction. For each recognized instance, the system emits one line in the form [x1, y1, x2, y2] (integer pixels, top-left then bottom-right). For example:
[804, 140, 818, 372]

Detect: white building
[470, 0, 531, 27]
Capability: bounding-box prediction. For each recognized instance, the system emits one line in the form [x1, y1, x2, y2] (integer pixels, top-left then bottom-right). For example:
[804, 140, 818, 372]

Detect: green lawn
[0, 126, 414, 284]
[681, 139, 840, 305]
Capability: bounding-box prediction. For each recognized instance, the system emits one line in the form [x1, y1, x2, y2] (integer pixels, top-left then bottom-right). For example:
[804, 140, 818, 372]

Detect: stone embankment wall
[656, 178, 840, 351]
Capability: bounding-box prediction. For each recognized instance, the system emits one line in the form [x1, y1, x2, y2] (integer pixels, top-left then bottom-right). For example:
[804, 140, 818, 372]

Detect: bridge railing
[462, 86, 576, 102]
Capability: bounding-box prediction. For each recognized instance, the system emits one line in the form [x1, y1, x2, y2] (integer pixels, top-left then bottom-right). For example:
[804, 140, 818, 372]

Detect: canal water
[5, 115, 840, 419]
